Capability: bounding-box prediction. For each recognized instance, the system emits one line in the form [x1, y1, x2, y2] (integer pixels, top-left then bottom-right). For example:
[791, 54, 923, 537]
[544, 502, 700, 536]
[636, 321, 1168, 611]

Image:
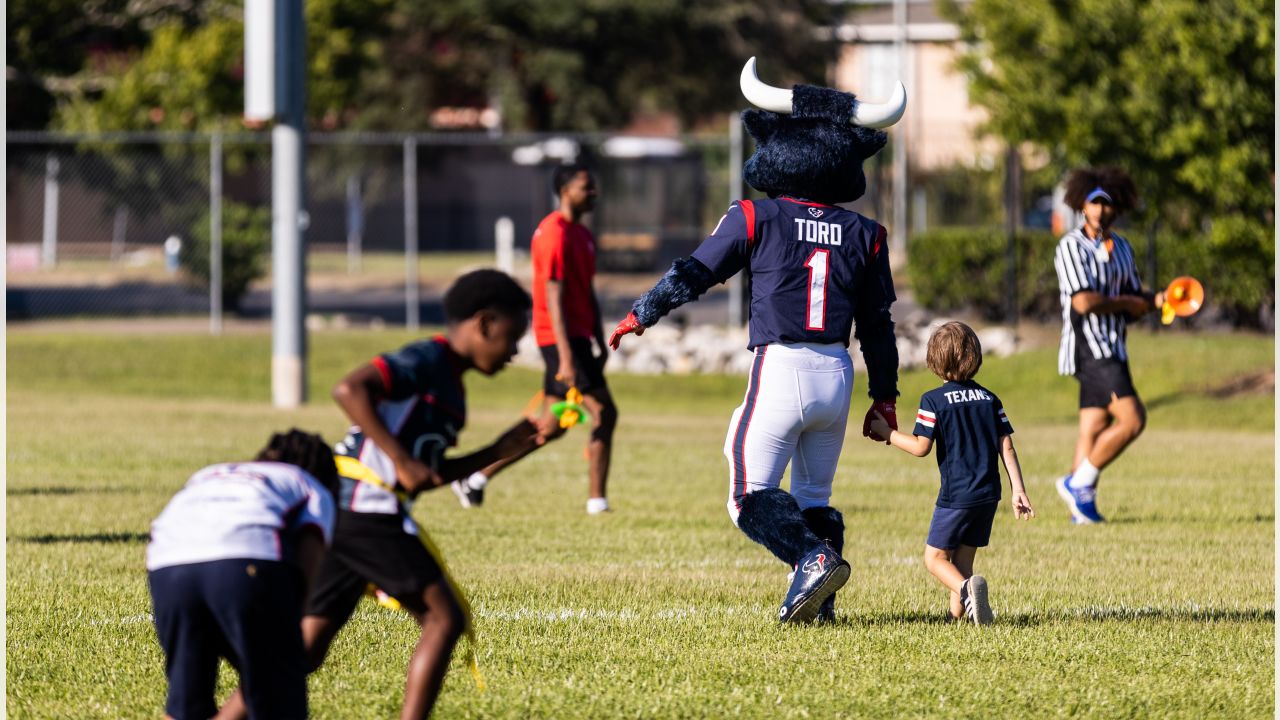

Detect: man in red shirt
[532, 163, 618, 514]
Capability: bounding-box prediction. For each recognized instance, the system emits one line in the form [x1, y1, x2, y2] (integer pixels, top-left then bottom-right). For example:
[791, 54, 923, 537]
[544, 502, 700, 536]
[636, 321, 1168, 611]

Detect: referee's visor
[1085, 187, 1113, 204]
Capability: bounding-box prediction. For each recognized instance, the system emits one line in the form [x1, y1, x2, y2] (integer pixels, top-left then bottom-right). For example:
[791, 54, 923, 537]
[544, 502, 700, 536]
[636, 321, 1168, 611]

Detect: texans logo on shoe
[808, 207, 824, 218]
[802, 553, 826, 575]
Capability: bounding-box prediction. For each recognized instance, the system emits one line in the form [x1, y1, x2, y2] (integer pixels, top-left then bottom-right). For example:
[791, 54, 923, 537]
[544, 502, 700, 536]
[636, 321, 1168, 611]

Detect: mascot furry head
[739, 58, 906, 205]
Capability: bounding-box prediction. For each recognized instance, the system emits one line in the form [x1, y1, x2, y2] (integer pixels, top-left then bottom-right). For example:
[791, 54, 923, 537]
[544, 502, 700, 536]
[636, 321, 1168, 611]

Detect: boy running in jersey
[1052, 167, 1163, 523]
[869, 323, 1034, 625]
[220, 270, 558, 720]
[147, 429, 337, 720]
[610, 61, 906, 623]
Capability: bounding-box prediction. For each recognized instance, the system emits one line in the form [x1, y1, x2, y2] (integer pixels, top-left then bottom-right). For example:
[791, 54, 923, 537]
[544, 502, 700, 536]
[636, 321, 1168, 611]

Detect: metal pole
[1146, 218, 1160, 330]
[727, 113, 744, 327]
[111, 206, 128, 261]
[346, 174, 363, 274]
[272, 0, 307, 407]
[42, 153, 59, 268]
[495, 216, 515, 274]
[403, 137, 420, 331]
[1004, 144, 1022, 326]
[210, 131, 224, 335]
[892, 0, 908, 260]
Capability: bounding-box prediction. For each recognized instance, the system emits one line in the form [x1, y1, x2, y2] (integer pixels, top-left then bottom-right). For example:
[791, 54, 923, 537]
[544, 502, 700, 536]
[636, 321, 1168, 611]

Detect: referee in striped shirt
[1052, 167, 1164, 524]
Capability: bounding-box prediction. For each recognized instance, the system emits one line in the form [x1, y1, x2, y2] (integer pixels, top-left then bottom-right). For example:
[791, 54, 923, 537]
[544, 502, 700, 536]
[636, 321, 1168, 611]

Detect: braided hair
[255, 428, 339, 497]
[1063, 166, 1139, 214]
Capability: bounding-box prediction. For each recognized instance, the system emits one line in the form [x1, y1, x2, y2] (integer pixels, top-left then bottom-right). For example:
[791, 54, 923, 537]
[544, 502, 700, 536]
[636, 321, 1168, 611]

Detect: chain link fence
[7, 131, 736, 326]
[9, 129, 1020, 328]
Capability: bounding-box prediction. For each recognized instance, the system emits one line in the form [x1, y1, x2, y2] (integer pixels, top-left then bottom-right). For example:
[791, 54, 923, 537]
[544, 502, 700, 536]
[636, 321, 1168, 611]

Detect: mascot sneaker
[779, 544, 849, 624]
[784, 570, 838, 624]
[959, 576, 993, 625]
[1056, 475, 1105, 524]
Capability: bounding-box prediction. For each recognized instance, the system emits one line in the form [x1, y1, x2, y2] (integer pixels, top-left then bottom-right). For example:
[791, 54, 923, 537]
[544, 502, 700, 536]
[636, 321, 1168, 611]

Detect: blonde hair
[925, 322, 983, 382]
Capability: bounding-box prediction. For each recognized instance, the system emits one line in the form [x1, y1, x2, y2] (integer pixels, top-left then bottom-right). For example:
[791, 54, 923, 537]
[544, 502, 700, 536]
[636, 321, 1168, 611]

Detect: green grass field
[7, 327, 1274, 718]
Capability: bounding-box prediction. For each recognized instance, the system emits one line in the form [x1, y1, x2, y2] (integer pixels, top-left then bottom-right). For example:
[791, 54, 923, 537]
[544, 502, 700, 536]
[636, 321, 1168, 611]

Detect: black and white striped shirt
[1053, 226, 1143, 375]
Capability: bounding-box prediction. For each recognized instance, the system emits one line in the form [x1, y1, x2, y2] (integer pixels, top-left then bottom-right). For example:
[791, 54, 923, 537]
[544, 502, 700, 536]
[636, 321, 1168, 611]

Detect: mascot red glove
[862, 400, 896, 444]
[608, 312, 646, 350]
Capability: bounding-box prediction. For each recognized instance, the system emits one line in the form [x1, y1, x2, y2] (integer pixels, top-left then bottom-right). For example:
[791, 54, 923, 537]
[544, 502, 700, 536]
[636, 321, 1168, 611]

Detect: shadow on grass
[1107, 513, 1274, 525]
[11, 532, 150, 544]
[840, 606, 1273, 628]
[7, 485, 132, 496]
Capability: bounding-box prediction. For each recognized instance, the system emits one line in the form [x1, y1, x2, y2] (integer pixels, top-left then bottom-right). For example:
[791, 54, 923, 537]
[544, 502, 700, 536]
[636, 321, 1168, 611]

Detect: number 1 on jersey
[804, 248, 829, 331]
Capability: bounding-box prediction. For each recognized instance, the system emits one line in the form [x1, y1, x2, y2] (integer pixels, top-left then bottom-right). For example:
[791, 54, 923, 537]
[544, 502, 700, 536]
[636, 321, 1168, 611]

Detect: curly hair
[443, 269, 532, 323]
[1063, 166, 1139, 213]
[255, 428, 339, 497]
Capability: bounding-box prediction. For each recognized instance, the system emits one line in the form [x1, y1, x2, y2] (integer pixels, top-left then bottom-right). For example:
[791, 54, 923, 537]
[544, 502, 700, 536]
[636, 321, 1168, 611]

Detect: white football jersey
[146, 461, 335, 571]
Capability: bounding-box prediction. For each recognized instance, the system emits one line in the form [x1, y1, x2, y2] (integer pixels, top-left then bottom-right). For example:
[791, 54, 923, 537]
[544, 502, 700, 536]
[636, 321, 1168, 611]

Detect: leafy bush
[182, 201, 271, 313]
[907, 227, 1059, 322]
[909, 222, 1276, 328]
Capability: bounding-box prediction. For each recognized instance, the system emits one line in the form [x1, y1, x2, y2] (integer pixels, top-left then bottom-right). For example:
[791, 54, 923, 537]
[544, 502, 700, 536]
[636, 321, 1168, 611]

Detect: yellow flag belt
[333, 455, 486, 691]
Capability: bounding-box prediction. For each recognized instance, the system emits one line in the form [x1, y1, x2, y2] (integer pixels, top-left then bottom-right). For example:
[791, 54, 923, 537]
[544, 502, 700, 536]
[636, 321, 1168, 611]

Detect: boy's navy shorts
[148, 558, 307, 720]
[926, 501, 999, 550]
[540, 337, 608, 396]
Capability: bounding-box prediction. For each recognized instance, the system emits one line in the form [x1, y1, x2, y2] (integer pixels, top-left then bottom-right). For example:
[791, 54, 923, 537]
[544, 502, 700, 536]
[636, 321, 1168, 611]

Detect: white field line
[84, 603, 1272, 627]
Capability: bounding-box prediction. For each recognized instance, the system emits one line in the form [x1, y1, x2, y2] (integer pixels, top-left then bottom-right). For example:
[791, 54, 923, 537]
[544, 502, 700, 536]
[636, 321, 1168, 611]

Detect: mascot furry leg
[736, 488, 825, 566]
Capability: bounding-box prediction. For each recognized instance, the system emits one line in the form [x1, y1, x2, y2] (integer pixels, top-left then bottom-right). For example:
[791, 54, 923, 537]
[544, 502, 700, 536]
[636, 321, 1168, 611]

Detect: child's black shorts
[540, 337, 608, 396]
[305, 510, 443, 621]
[926, 501, 999, 550]
[1073, 357, 1138, 409]
[148, 558, 307, 720]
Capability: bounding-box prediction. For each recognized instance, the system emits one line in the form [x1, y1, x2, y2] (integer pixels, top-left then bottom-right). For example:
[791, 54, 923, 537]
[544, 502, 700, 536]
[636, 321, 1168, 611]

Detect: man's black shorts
[149, 559, 307, 720]
[1073, 357, 1138, 409]
[540, 337, 608, 396]
[305, 510, 442, 621]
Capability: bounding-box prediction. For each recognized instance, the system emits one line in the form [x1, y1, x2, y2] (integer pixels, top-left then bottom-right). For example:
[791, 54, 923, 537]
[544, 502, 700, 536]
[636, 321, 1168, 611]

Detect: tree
[54, 0, 393, 133]
[46, 0, 838, 133]
[942, 0, 1275, 325]
[325, 0, 841, 132]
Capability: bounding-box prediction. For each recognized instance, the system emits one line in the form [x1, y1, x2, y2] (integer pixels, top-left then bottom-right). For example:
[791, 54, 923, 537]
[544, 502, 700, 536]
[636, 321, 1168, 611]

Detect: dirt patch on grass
[1207, 370, 1275, 398]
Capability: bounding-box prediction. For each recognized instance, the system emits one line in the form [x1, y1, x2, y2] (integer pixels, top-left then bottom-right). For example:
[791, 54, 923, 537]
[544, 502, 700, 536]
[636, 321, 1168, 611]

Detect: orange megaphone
[1160, 276, 1204, 325]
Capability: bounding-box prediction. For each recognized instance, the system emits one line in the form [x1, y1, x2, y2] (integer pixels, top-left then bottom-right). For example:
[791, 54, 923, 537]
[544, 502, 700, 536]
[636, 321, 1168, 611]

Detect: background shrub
[182, 200, 271, 313]
[908, 223, 1274, 328]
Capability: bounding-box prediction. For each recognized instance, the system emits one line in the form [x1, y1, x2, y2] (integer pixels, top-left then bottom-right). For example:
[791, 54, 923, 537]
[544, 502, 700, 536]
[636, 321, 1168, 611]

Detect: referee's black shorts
[1073, 357, 1139, 409]
[540, 337, 608, 396]
[305, 510, 442, 622]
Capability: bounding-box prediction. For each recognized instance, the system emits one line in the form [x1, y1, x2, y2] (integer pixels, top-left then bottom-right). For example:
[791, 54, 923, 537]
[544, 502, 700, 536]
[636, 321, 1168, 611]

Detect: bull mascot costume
[610, 58, 906, 623]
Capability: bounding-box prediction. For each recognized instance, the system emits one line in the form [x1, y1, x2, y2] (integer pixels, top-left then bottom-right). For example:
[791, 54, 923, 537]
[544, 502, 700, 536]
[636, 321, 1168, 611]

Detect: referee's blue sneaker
[779, 543, 850, 624]
[1055, 475, 1105, 524]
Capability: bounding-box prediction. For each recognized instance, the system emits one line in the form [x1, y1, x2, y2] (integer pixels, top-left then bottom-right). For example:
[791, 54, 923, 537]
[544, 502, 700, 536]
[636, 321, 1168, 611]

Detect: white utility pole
[728, 113, 745, 327]
[892, 0, 909, 259]
[246, 0, 308, 407]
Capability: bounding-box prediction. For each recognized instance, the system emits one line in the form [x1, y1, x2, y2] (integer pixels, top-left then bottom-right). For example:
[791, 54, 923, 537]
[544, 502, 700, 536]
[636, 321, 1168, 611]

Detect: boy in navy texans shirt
[870, 322, 1034, 624]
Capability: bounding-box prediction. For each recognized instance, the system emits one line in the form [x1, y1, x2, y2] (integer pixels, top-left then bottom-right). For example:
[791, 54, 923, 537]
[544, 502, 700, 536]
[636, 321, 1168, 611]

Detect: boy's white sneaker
[960, 576, 993, 626]
[586, 497, 610, 515]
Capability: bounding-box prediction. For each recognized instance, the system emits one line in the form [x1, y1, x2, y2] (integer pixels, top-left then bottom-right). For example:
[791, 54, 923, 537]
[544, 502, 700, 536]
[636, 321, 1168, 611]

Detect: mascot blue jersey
[693, 197, 896, 350]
